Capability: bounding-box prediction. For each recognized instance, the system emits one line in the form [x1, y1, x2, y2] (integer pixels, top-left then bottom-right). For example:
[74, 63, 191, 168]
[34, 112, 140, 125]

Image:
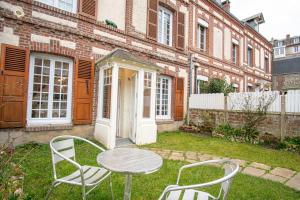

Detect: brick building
[0, 0, 272, 148]
[271, 35, 300, 91]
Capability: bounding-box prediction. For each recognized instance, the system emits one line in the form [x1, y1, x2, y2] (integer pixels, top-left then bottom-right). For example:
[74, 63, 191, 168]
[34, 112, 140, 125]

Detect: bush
[105, 19, 118, 28]
[259, 133, 280, 148]
[278, 137, 300, 153]
[213, 123, 259, 143]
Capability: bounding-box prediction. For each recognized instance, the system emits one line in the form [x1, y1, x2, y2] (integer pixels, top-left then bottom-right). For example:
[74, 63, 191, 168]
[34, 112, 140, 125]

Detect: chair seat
[58, 165, 110, 187]
[167, 189, 214, 200]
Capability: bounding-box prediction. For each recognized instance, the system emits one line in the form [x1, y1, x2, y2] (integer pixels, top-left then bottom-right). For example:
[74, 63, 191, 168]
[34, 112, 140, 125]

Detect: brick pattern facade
[0, 0, 273, 142]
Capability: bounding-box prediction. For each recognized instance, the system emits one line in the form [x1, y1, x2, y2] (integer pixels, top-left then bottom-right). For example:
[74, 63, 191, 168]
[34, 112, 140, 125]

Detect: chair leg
[82, 185, 86, 200]
[109, 174, 114, 200]
[45, 181, 58, 200]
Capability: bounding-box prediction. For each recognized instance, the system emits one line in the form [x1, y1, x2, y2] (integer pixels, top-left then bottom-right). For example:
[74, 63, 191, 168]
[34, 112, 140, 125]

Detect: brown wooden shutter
[78, 0, 97, 19]
[147, 0, 158, 40]
[174, 77, 184, 121]
[73, 58, 94, 124]
[0, 44, 29, 128]
[176, 12, 185, 50]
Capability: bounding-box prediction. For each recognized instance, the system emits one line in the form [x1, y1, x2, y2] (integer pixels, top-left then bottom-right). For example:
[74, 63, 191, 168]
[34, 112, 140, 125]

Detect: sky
[229, 0, 300, 40]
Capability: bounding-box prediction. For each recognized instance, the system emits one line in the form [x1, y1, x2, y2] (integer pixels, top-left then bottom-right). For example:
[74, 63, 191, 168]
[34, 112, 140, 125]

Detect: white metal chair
[158, 159, 239, 200]
[45, 135, 113, 200]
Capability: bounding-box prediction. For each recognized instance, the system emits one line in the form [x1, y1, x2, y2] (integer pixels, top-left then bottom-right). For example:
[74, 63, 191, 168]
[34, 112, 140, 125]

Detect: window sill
[156, 119, 174, 125]
[25, 124, 73, 132]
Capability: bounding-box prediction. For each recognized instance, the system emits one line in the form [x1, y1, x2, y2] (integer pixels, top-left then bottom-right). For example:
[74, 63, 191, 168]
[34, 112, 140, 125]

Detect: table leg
[124, 174, 132, 200]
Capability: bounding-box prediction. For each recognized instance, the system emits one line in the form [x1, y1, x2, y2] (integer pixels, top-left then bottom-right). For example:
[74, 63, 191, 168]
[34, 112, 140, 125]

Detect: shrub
[105, 19, 118, 28]
[200, 78, 235, 96]
[278, 137, 300, 153]
[259, 133, 280, 149]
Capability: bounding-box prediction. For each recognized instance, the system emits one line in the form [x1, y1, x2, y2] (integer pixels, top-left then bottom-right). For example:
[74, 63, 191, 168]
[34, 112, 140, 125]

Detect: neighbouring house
[0, 0, 272, 148]
[271, 35, 300, 91]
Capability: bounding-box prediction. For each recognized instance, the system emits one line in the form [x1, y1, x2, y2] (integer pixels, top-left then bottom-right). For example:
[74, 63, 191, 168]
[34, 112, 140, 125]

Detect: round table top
[97, 148, 163, 174]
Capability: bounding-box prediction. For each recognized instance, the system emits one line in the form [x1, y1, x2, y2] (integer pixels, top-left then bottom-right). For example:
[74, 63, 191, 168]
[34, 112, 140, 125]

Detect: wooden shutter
[73, 58, 94, 124]
[0, 44, 29, 128]
[78, 0, 97, 19]
[147, 0, 158, 40]
[176, 12, 185, 50]
[174, 77, 184, 121]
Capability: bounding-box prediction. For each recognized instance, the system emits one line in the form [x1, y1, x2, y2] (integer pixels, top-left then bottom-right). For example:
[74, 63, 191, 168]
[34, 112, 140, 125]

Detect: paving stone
[262, 173, 287, 183]
[285, 173, 300, 191]
[198, 154, 213, 161]
[231, 159, 247, 167]
[161, 149, 172, 154]
[186, 159, 198, 164]
[169, 152, 185, 161]
[249, 162, 271, 170]
[185, 151, 198, 160]
[270, 167, 296, 179]
[242, 167, 266, 177]
[158, 153, 170, 159]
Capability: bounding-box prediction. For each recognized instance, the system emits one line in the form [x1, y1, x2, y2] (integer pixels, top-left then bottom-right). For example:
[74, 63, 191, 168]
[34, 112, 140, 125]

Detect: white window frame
[294, 46, 299, 53]
[232, 43, 238, 64]
[294, 37, 299, 44]
[156, 75, 172, 120]
[36, 0, 77, 13]
[197, 24, 207, 51]
[196, 75, 208, 94]
[247, 47, 253, 67]
[27, 53, 73, 126]
[158, 6, 173, 47]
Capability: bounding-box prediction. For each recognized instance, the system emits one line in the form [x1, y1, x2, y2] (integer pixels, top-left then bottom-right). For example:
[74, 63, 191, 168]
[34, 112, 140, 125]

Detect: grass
[13, 141, 300, 200]
[146, 132, 300, 171]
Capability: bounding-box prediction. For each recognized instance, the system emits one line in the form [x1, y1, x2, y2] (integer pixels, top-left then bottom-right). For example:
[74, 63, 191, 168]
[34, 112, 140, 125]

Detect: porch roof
[95, 49, 164, 71]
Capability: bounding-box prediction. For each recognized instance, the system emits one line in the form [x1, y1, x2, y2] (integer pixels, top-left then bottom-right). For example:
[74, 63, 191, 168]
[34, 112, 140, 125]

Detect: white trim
[197, 18, 208, 27]
[35, 0, 77, 13]
[232, 38, 239, 45]
[197, 75, 208, 81]
[247, 83, 253, 87]
[27, 53, 73, 126]
[247, 44, 253, 49]
[158, 6, 173, 47]
[233, 83, 239, 88]
[197, 24, 207, 50]
[156, 75, 172, 120]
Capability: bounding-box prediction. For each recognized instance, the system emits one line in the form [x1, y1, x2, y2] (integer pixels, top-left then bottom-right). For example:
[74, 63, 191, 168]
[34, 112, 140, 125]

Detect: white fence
[189, 90, 300, 113]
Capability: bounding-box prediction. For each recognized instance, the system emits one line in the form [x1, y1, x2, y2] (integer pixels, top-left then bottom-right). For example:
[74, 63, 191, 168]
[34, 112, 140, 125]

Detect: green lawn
[13, 141, 300, 200]
[146, 132, 300, 171]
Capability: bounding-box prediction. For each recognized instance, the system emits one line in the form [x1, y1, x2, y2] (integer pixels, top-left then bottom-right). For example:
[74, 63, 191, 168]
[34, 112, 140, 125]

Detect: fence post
[224, 95, 228, 123]
[280, 95, 286, 141]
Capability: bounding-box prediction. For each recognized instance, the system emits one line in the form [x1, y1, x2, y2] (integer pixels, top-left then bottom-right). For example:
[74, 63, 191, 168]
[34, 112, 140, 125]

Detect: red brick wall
[189, 109, 300, 138]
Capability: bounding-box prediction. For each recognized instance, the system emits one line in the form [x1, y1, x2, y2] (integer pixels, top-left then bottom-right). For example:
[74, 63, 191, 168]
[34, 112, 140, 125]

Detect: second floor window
[158, 7, 173, 46]
[294, 37, 300, 44]
[265, 57, 269, 73]
[38, 0, 77, 13]
[197, 25, 207, 51]
[247, 47, 253, 67]
[232, 43, 238, 65]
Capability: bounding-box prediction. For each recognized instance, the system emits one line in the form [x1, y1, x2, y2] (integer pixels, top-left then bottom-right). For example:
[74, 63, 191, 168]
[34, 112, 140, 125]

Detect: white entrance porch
[94, 49, 163, 149]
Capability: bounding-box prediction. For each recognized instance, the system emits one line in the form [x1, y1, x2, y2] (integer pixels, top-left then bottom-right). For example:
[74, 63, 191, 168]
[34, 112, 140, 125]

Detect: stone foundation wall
[189, 109, 300, 139]
[0, 125, 94, 146]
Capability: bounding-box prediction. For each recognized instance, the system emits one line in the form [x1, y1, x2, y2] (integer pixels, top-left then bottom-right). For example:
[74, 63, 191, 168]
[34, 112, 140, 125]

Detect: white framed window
[27, 54, 73, 125]
[143, 72, 152, 118]
[156, 76, 172, 119]
[158, 6, 173, 46]
[247, 47, 253, 67]
[294, 37, 300, 44]
[102, 68, 112, 119]
[294, 46, 299, 53]
[232, 43, 238, 64]
[197, 25, 207, 51]
[37, 0, 77, 13]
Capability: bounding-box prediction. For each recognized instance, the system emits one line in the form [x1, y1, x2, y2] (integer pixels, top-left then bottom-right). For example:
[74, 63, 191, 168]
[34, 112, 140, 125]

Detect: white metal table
[97, 148, 163, 200]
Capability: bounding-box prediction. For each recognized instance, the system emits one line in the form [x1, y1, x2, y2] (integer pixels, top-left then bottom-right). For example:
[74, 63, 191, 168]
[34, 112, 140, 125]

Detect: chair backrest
[220, 162, 237, 200]
[51, 137, 76, 164]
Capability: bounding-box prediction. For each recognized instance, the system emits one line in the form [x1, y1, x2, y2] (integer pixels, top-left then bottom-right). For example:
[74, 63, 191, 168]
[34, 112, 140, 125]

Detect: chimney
[222, 0, 231, 12]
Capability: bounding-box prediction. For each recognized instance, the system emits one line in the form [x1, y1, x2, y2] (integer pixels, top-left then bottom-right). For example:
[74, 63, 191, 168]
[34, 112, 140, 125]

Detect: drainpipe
[186, 53, 194, 125]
